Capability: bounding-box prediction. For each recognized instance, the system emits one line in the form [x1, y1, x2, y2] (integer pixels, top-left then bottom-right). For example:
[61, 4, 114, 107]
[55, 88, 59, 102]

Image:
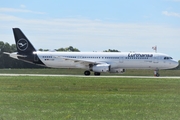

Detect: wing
[60, 56, 107, 65]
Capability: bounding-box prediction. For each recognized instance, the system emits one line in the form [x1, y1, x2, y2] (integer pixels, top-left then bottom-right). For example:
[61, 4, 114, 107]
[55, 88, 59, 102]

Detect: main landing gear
[94, 72, 101, 76]
[84, 70, 90, 76]
[84, 70, 101, 76]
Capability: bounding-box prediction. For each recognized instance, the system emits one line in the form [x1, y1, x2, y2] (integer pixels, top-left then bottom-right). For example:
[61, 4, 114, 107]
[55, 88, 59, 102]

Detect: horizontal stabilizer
[3, 52, 27, 59]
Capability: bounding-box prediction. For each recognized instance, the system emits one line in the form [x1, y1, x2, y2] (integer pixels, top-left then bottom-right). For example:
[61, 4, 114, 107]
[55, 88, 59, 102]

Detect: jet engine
[92, 64, 110, 73]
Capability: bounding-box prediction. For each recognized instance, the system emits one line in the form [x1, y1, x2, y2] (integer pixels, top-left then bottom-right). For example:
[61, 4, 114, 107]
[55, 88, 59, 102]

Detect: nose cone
[172, 60, 179, 68]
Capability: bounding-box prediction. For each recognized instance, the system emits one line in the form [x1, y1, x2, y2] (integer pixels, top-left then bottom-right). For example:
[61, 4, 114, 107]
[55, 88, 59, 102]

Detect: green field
[0, 76, 180, 120]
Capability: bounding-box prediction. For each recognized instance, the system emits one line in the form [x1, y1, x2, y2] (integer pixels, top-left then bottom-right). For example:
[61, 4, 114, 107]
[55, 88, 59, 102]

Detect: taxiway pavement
[0, 74, 180, 79]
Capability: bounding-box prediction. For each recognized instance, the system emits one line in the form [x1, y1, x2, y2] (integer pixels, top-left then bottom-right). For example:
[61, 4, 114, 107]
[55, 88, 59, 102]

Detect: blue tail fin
[13, 28, 36, 55]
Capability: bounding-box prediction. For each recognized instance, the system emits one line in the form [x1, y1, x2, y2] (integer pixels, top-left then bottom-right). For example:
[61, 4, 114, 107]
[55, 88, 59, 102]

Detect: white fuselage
[33, 51, 178, 70]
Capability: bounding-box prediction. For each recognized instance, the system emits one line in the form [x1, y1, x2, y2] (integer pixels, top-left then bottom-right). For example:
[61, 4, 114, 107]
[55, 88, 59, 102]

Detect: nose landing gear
[154, 69, 160, 77]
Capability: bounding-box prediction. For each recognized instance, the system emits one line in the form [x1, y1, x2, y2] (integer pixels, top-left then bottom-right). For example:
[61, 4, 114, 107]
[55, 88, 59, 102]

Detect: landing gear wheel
[154, 69, 160, 77]
[84, 70, 90, 76]
[94, 72, 101, 76]
[156, 73, 160, 77]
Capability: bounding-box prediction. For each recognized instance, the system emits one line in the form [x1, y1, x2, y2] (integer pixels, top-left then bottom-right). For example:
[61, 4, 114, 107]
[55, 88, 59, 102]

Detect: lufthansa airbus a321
[4, 28, 179, 76]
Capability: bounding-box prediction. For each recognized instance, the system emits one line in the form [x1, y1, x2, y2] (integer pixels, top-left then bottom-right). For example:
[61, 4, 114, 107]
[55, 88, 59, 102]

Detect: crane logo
[17, 39, 28, 51]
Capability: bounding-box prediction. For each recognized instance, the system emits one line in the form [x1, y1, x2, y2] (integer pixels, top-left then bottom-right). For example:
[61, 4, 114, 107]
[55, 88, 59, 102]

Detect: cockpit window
[164, 57, 173, 60]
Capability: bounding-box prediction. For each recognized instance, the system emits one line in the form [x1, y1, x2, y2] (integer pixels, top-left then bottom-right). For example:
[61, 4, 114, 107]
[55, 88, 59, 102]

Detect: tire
[94, 72, 101, 76]
[156, 73, 160, 77]
[84, 70, 90, 76]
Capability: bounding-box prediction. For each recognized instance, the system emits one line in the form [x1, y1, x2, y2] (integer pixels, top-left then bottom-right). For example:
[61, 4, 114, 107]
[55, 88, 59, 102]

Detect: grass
[0, 76, 180, 120]
[0, 68, 180, 76]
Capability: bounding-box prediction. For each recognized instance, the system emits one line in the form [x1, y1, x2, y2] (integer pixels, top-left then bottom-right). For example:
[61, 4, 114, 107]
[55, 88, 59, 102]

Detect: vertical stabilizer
[13, 28, 36, 55]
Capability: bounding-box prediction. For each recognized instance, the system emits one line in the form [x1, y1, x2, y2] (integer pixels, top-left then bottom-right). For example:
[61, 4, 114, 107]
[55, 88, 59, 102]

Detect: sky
[0, 0, 180, 60]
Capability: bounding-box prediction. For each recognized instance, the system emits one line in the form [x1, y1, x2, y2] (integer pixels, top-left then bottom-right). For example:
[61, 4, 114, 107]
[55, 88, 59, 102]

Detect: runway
[0, 74, 180, 79]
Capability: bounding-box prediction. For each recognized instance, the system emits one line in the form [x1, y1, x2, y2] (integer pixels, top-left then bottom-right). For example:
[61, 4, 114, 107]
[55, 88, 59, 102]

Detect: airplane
[4, 28, 179, 76]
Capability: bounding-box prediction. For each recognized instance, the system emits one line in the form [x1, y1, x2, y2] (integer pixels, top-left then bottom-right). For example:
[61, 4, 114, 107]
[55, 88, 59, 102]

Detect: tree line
[39, 46, 80, 52]
[0, 41, 179, 69]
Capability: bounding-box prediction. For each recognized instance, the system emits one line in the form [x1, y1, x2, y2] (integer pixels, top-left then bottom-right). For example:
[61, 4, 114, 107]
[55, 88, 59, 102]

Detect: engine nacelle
[92, 64, 110, 73]
[110, 68, 125, 73]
